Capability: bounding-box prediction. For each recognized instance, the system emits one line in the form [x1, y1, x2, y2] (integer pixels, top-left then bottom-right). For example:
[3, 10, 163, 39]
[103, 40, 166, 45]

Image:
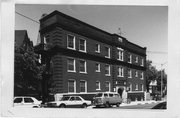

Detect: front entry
[118, 88, 124, 97]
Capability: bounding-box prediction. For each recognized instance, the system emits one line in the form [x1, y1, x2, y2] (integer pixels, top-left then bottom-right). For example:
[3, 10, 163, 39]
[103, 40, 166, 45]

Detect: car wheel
[33, 106, 38, 108]
[59, 104, 66, 108]
[116, 103, 120, 107]
[82, 103, 87, 108]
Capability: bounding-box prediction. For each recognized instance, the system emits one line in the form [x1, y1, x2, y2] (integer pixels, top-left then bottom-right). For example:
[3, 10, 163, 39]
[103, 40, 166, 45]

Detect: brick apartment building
[35, 10, 146, 101]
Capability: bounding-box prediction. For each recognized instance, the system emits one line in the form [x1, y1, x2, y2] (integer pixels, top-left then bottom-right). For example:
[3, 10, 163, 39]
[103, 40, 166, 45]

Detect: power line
[15, 11, 40, 24]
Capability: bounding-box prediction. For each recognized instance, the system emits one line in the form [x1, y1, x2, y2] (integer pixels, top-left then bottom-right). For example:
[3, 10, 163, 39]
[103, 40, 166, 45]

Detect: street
[91, 102, 159, 109]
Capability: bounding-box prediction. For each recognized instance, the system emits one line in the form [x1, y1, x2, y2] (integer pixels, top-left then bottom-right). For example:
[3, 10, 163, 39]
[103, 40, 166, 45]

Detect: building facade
[36, 10, 146, 101]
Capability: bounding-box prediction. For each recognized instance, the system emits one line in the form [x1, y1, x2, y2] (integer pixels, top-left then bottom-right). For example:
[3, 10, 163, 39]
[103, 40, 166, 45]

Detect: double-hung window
[135, 56, 138, 63]
[105, 65, 111, 76]
[95, 63, 100, 72]
[135, 71, 138, 77]
[118, 67, 124, 77]
[135, 84, 138, 90]
[127, 69, 132, 78]
[67, 58, 76, 72]
[140, 84, 144, 91]
[68, 80, 76, 93]
[96, 81, 101, 90]
[105, 81, 110, 92]
[141, 58, 144, 66]
[95, 44, 100, 53]
[128, 54, 132, 63]
[67, 35, 75, 50]
[105, 47, 110, 58]
[117, 47, 124, 61]
[80, 81, 87, 93]
[79, 39, 86, 52]
[79, 60, 87, 73]
[140, 72, 144, 80]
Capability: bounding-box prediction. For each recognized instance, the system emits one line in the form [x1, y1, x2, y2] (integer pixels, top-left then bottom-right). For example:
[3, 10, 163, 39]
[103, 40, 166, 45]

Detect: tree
[14, 45, 43, 98]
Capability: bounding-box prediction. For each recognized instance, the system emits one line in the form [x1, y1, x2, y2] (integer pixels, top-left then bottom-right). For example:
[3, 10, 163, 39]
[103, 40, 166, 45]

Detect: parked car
[92, 92, 122, 108]
[152, 101, 167, 109]
[46, 96, 91, 108]
[14, 96, 42, 108]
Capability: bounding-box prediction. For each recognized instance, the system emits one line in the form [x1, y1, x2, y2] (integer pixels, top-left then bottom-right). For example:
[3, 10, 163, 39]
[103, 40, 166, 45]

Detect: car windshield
[95, 93, 103, 97]
[61, 96, 70, 101]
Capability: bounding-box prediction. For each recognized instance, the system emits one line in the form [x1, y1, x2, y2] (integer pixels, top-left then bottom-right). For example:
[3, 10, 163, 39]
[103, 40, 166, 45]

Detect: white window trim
[128, 54, 132, 63]
[105, 47, 110, 58]
[67, 58, 76, 73]
[117, 67, 124, 77]
[128, 69, 132, 78]
[67, 34, 76, 50]
[96, 81, 101, 90]
[135, 71, 138, 77]
[95, 63, 101, 72]
[117, 47, 124, 61]
[95, 44, 100, 53]
[80, 80, 87, 93]
[140, 72, 144, 80]
[79, 38, 86, 53]
[135, 84, 138, 90]
[105, 81, 111, 92]
[68, 79, 76, 93]
[79, 60, 87, 74]
[105, 65, 111, 76]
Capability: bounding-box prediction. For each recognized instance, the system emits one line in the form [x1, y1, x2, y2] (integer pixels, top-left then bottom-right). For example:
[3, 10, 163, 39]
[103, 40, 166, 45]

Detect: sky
[15, 4, 168, 71]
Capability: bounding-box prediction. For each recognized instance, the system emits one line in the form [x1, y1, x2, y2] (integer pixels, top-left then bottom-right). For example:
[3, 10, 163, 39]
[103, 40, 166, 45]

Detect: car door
[75, 96, 83, 107]
[14, 97, 23, 107]
[67, 96, 77, 108]
[23, 97, 36, 108]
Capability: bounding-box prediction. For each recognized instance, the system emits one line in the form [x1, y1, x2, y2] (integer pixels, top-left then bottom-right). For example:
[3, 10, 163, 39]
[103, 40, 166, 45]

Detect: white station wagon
[46, 96, 91, 108]
[14, 96, 42, 108]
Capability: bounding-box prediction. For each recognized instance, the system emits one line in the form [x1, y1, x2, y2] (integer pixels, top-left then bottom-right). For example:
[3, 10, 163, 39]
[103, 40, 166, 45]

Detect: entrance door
[118, 88, 124, 97]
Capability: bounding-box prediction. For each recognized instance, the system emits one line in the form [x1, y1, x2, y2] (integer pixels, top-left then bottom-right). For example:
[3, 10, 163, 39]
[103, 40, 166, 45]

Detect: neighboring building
[35, 10, 146, 101]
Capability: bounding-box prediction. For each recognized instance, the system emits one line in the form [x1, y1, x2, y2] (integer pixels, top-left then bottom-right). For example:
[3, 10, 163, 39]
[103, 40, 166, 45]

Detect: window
[118, 37, 123, 42]
[105, 65, 111, 76]
[135, 56, 138, 63]
[67, 35, 75, 50]
[141, 58, 144, 66]
[105, 81, 110, 92]
[95, 63, 100, 72]
[140, 72, 144, 80]
[75, 97, 82, 101]
[68, 80, 76, 93]
[24, 98, 34, 103]
[67, 58, 76, 72]
[117, 67, 124, 77]
[96, 81, 101, 90]
[79, 39, 86, 52]
[135, 84, 138, 90]
[140, 84, 144, 91]
[80, 81, 87, 93]
[135, 71, 138, 77]
[128, 54, 132, 63]
[95, 44, 100, 53]
[79, 60, 87, 73]
[14, 98, 22, 103]
[105, 47, 110, 58]
[127, 69, 132, 78]
[117, 48, 124, 61]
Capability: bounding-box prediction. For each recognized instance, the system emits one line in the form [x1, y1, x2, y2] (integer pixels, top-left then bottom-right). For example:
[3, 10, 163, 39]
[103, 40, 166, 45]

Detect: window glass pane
[105, 47, 110, 57]
[105, 65, 110, 75]
[79, 39, 85, 51]
[24, 98, 34, 103]
[109, 93, 113, 97]
[75, 97, 82, 101]
[80, 81, 85, 92]
[68, 80, 75, 92]
[67, 58, 75, 71]
[14, 98, 22, 103]
[67, 35, 74, 48]
[96, 81, 100, 90]
[79, 60, 85, 72]
[105, 82, 110, 92]
[95, 44, 100, 52]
